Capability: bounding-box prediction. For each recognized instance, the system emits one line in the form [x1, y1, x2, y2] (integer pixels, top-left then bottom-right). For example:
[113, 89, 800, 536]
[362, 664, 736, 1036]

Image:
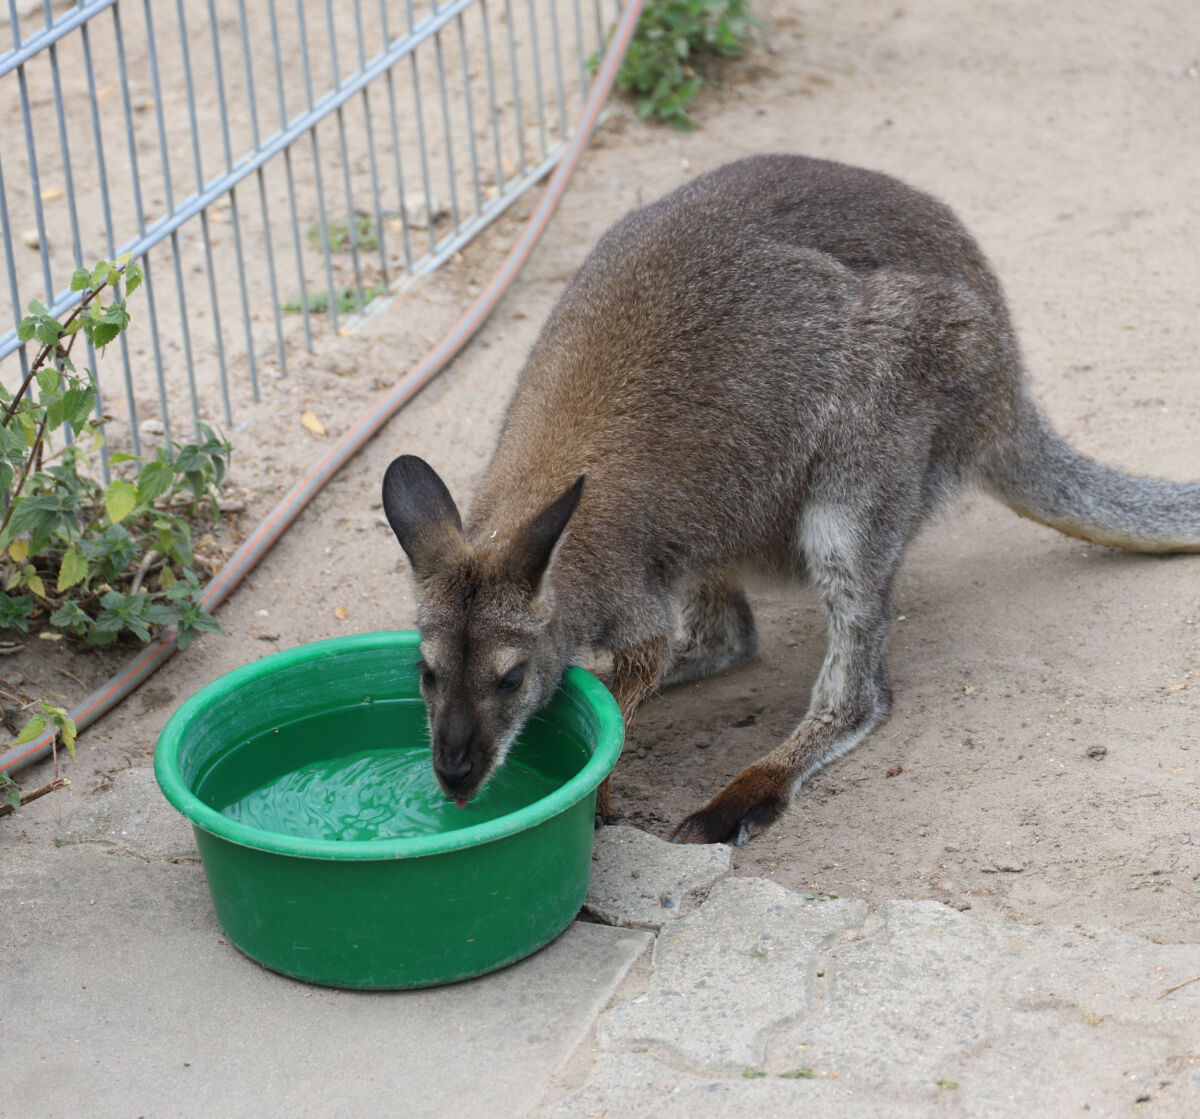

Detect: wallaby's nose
[437, 753, 474, 788]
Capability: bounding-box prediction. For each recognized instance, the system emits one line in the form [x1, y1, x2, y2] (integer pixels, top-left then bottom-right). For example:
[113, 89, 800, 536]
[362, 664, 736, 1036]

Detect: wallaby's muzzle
[432, 705, 486, 805]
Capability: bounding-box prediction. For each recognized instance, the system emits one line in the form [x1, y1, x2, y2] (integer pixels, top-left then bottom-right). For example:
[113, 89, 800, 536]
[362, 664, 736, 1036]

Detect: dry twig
[0, 776, 71, 818]
[1157, 976, 1200, 1001]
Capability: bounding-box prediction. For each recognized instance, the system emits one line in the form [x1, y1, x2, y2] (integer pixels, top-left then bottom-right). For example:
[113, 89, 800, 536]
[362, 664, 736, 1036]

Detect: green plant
[282, 283, 387, 316]
[306, 215, 380, 253]
[1, 704, 76, 816]
[779, 1067, 815, 1079]
[1, 257, 226, 652]
[598, 0, 758, 129]
[742, 1068, 767, 1079]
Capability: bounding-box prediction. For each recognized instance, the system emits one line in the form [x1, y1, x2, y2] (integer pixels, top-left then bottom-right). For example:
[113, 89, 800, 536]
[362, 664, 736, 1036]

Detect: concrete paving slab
[595, 877, 869, 1073]
[762, 898, 1200, 1116]
[539, 1052, 933, 1119]
[55, 766, 196, 862]
[546, 887, 1200, 1118]
[583, 824, 732, 931]
[0, 842, 651, 1119]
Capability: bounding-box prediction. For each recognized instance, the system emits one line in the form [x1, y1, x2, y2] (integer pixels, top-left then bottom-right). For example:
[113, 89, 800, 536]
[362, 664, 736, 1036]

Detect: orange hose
[2, 0, 646, 776]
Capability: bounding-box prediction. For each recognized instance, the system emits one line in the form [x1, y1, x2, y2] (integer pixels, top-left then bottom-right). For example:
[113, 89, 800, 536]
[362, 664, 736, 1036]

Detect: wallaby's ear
[506, 475, 585, 592]
[382, 456, 466, 579]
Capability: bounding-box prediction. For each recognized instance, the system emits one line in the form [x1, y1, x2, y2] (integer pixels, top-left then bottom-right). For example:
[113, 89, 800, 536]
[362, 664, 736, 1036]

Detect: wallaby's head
[381, 456, 585, 806]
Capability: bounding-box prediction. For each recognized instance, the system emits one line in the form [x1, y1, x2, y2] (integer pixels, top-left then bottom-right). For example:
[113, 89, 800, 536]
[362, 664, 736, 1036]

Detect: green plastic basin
[154, 631, 623, 989]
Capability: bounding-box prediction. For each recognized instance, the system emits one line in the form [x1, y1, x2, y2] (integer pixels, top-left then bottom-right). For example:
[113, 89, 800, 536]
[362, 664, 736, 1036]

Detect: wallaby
[382, 154, 1200, 845]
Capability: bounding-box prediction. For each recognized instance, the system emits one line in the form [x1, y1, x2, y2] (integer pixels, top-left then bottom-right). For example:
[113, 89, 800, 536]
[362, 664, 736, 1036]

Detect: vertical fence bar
[404, 0, 439, 257]
[323, 0, 367, 312]
[523, 0, 548, 159]
[45, 14, 98, 466]
[266, 0, 313, 355]
[352, 0, 391, 290]
[80, 9, 139, 457]
[142, 0, 203, 437]
[0, 150, 30, 387]
[225, 1, 289, 381]
[502, 0, 527, 174]
[478, 0, 507, 197]
[295, 0, 341, 333]
[455, 10, 484, 215]
[202, 0, 259, 399]
[378, 0, 415, 277]
[15, 64, 54, 306]
[6, 0, 20, 50]
[429, 3, 462, 235]
[112, 2, 172, 443]
[546, 0, 569, 143]
[46, 36, 83, 288]
[570, 0, 588, 112]
[174, 0, 232, 427]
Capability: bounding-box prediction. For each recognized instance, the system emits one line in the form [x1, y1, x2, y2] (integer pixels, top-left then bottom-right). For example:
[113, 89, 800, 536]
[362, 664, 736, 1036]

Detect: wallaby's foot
[671, 762, 790, 846]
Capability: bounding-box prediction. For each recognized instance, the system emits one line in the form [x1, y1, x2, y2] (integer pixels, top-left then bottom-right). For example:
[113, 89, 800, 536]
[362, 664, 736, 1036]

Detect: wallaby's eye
[496, 664, 526, 694]
[416, 659, 436, 688]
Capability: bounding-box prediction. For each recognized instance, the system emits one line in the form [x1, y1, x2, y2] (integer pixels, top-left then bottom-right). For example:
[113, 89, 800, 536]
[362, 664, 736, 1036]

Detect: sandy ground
[5, 0, 1199, 947]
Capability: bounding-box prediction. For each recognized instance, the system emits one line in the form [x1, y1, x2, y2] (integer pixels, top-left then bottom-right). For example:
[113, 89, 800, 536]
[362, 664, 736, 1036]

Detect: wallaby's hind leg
[663, 574, 758, 688]
[673, 502, 905, 846]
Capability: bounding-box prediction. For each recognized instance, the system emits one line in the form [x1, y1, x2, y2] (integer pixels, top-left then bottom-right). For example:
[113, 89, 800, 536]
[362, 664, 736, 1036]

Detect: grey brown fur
[382, 154, 1200, 845]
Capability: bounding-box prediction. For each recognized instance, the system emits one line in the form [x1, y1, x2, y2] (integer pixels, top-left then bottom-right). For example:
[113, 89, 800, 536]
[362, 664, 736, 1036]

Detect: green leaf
[87, 321, 121, 349]
[124, 262, 142, 296]
[49, 707, 77, 758]
[107, 451, 141, 465]
[46, 385, 96, 432]
[71, 268, 92, 292]
[27, 299, 48, 317]
[103, 479, 139, 524]
[81, 523, 137, 579]
[57, 546, 89, 592]
[36, 319, 62, 347]
[50, 601, 91, 636]
[0, 593, 35, 633]
[184, 471, 206, 501]
[172, 448, 207, 474]
[17, 410, 37, 447]
[13, 714, 46, 745]
[137, 459, 174, 503]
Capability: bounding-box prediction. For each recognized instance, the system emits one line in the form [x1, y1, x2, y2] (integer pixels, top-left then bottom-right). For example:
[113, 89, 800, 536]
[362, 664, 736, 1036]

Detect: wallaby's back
[469, 155, 1024, 574]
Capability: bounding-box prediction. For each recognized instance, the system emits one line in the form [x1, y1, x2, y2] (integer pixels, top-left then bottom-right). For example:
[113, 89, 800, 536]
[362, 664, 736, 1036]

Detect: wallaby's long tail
[982, 395, 1200, 553]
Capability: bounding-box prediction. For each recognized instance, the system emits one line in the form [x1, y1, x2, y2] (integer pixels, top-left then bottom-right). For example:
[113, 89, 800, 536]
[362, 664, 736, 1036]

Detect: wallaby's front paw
[670, 765, 788, 846]
[594, 775, 613, 830]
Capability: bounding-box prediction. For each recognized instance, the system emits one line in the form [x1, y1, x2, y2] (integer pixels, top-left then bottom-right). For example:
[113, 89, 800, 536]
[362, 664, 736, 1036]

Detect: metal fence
[0, 0, 617, 470]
